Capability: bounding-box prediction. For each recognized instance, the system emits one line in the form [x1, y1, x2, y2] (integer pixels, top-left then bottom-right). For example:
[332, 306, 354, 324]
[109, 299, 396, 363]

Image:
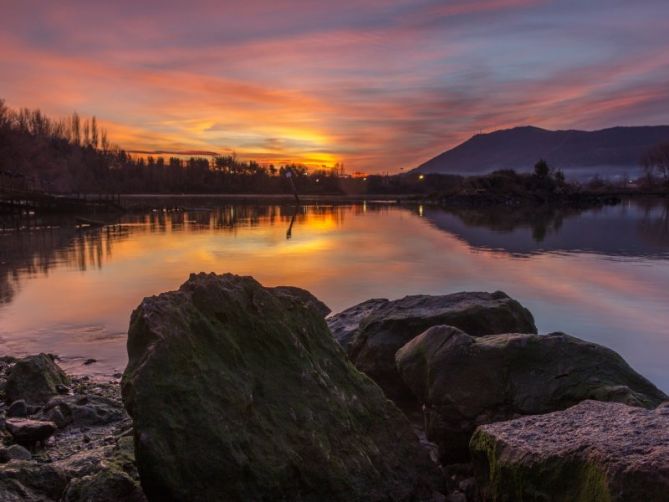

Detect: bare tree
[16, 108, 30, 133]
[53, 118, 66, 139]
[71, 112, 81, 146]
[641, 142, 669, 182]
[0, 99, 10, 129]
[91, 116, 99, 149]
[83, 119, 91, 146]
[100, 129, 109, 153]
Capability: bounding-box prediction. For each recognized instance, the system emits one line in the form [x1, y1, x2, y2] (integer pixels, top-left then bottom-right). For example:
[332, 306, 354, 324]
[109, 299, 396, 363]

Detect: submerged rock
[123, 272, 441, 501]
[396, 328, 668, 463]
[343, 291, 537, 403]
[470, 400, 669, 501]
[5, 354, 70, 405]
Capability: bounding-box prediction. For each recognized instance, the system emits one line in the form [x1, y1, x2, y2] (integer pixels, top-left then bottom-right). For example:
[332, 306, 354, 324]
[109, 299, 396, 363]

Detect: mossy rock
[5, 354, 69, 405]
[396, 328, 667, 463]
[0, 461, 68, 501]
[122, 273, 441, 501]
[63, 468, 146, 502]
[59, 435, 145, 501]
[470, 400, 669, 501]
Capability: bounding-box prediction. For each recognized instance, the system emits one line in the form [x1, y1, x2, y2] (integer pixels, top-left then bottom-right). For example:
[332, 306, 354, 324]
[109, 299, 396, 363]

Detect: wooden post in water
[285, 169, 300, 204]
[285, 168, 300, 239]
[286, 205, 298, 240]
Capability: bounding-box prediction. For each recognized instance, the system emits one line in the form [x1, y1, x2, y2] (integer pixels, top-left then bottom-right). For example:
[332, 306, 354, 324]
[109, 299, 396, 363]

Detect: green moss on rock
[470, 401, 669, 501]
[5, 354, 69, 405]
[122, 273, 441, 501]
[396, 328, 668, 463]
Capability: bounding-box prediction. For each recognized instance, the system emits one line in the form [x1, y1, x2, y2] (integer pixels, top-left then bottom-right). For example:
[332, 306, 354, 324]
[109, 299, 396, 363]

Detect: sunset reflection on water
[1, 201, 668, 392]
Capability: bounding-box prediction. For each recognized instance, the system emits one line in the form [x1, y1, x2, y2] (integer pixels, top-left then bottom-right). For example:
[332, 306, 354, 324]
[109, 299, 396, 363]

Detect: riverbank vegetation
[1, 100, 668, 199]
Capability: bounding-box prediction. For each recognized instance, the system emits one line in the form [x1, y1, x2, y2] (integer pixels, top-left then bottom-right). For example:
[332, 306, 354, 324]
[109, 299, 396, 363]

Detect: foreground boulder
[470, 400, 669, 501]
[396, 328, 668, 463]
[5, 354, 69, 405]
[6, 418, 57, 448]
[340, 291, 536, 403]
[122, 273, 441, 501]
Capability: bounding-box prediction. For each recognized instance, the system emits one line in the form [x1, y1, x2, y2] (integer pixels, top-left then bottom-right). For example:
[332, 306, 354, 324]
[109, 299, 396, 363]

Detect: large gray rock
[470, 400, 669, 501]
[122, 273, 441, 501]
[327, 298, 389, 350]
[343, 291, 536, 403]
[396, 328, 668, 463]
[5, 354, 69, 405]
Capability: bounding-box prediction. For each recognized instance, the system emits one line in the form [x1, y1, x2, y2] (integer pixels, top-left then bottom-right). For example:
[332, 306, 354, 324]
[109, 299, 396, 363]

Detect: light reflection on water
[1, 199, 668, 392]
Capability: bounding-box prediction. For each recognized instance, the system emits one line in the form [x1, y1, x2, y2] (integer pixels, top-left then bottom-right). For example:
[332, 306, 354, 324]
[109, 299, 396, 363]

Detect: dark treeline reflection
[0, 204, 371, 304]
[2, 199, 668, 307]
[436, 205, 573, 243]
[637, 200, 669, 247]
[423, 198, 669, 257]
[0, 217, 122, 305]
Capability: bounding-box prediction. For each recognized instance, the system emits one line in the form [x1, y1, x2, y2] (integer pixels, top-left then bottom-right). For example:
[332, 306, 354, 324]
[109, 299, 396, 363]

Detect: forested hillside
[414, 125, 669, 176]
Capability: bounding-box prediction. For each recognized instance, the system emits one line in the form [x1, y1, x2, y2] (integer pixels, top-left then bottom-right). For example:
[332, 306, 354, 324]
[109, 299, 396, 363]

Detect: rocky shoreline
[1, 273, 667, 501]
[0, 355, 143, 501]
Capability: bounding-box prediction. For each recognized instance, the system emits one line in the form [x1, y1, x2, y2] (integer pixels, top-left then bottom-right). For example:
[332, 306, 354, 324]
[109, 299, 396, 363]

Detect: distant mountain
[412, 126, 669, 177]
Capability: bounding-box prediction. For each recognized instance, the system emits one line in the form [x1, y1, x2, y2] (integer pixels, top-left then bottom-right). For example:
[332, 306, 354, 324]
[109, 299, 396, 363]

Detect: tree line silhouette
[2, 99, 666, 197]
[0, 100, 377, 195]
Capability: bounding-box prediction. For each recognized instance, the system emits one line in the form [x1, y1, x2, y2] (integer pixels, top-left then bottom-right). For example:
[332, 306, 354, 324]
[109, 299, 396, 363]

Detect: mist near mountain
[413, 126, 669, 179]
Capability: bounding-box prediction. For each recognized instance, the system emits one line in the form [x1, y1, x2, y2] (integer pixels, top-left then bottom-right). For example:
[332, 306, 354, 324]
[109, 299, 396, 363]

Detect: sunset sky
[2, 0, 668, 173]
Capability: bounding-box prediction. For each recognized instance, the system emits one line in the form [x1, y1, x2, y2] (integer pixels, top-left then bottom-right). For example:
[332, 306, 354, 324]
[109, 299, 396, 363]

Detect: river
[1, 197, 668, 391]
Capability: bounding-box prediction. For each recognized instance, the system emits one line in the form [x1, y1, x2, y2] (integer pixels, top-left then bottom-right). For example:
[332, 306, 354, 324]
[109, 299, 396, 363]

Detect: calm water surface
[1, 199, 668, 392]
